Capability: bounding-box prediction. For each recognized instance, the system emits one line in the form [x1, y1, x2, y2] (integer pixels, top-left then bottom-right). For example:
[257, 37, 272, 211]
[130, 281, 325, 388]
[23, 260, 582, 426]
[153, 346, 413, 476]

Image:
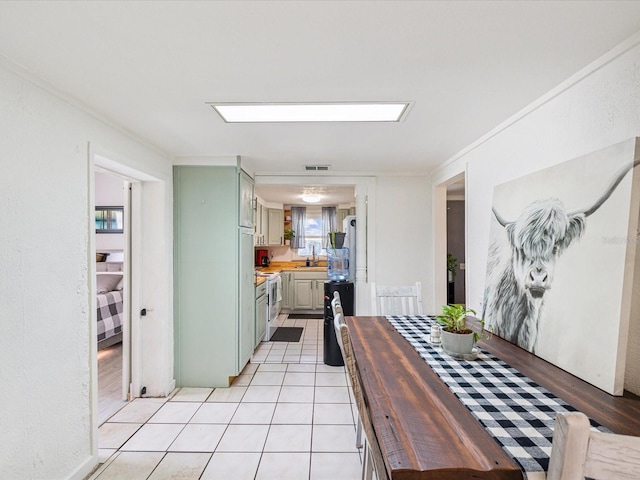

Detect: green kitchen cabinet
[267, 208, 284, 245]
[254, 201, 266, 246]
[292, 271, 327, 310]
[255, 282, 267, 346]
[174, 165, 255, 387]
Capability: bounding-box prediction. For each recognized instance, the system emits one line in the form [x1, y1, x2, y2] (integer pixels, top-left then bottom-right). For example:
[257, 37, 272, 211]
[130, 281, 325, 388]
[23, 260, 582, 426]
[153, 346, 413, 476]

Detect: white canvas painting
[483, 138, 640, 394]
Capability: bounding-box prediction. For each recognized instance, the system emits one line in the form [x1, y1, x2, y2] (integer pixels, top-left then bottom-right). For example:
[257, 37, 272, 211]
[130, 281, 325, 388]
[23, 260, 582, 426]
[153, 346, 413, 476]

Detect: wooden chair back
[548, 411, 640, 480]
[338, 316, 390, 480]
[371, 282, 424, 315]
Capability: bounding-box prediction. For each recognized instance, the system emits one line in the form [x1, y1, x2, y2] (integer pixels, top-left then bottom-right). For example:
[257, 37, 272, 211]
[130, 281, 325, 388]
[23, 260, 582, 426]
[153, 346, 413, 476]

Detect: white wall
[95, 171, 125, 251]
[0, 60, 173, 479]
[373, 176, 433, 312]
[432, 35, 640, 393]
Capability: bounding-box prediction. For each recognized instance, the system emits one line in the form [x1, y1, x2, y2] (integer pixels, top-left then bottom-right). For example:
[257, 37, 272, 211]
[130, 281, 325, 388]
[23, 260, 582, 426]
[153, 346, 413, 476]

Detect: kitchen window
[297, 206, 326, 256]
[297, 206, 338, 256]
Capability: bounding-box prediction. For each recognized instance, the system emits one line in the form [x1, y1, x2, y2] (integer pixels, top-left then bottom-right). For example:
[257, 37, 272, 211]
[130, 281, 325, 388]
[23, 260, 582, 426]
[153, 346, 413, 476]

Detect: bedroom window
[95, 206, 124, 234]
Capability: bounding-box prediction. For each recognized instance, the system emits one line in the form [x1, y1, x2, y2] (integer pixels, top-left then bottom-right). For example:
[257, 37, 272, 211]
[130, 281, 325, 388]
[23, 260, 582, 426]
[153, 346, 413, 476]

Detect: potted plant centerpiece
[436, 304, 485, 356]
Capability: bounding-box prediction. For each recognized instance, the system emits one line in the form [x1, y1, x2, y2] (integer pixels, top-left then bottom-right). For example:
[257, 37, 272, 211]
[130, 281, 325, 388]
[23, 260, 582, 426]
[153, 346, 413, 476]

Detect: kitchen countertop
[254, 261, 328, 286]
[254, 260, 327, 287]
[256, 261, 328, 274]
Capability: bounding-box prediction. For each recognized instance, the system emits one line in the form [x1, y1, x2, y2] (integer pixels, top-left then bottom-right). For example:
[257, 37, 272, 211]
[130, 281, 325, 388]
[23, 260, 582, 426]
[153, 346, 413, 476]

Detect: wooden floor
[98, 342, 126, 425]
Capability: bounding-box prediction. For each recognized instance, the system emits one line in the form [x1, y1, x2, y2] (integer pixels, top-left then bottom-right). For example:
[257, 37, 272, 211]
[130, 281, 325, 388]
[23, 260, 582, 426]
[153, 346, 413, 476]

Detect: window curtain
[322, 206, 337, 248]
[291, 206, 306, 249]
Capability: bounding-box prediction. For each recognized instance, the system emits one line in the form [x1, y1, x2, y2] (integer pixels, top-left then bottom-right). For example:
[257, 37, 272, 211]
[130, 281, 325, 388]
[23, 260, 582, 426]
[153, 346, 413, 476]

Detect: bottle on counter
[306, 257, 310, 267]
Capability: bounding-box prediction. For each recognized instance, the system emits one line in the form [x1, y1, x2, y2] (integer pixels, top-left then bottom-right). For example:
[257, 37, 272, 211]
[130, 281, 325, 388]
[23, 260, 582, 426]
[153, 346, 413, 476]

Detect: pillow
[97, 274, 121, 294]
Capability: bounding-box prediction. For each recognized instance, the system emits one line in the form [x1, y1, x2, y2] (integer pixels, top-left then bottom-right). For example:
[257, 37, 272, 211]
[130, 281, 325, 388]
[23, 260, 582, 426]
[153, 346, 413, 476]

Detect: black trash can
[323, 281, 354, 366]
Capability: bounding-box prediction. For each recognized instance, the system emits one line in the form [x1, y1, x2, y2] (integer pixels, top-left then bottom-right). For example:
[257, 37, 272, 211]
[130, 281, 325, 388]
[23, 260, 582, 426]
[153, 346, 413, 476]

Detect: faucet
[311, 244, 317, 267]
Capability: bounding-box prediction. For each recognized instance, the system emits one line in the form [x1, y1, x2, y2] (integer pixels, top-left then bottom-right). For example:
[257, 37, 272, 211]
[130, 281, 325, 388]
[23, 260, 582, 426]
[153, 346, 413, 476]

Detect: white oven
[265, 273, 282, 341]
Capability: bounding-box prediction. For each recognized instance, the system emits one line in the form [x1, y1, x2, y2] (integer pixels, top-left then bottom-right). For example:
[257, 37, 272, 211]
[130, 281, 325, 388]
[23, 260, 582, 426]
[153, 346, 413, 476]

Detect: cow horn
[492, 207, 510, 227]
[570, 158, 640, 217]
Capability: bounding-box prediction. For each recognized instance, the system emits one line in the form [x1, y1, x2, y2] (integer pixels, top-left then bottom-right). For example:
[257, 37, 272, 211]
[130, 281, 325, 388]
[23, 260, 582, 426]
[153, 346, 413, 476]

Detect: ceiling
[2, 1, 640, 183]
[256, 184, 356, 206]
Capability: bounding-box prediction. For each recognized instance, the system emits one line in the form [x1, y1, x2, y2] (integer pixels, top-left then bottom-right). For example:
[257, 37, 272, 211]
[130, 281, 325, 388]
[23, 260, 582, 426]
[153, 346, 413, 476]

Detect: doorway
[446, 179, 466, 304]
[254, 175, 374, 313]
[434, 171, 467, 308]
[94, 169, 131, 424]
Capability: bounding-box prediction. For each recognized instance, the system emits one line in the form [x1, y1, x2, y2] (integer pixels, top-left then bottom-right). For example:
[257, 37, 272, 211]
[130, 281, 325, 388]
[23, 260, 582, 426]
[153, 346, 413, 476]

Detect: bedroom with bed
[96, 253, 124, 350]
[95, 170, 128, 424]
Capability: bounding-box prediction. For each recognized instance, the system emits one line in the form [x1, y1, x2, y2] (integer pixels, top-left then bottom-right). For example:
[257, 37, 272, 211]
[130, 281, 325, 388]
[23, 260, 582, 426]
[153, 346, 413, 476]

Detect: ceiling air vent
[305, 165, 330, 171]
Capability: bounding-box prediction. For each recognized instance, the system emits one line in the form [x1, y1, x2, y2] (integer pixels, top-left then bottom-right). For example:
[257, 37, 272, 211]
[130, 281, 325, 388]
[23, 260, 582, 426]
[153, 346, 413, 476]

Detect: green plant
[328, 231, 344, 249]
[436, 304, 486, 342]
[447, 253, 458, 279]
[284, 229, 295, 240]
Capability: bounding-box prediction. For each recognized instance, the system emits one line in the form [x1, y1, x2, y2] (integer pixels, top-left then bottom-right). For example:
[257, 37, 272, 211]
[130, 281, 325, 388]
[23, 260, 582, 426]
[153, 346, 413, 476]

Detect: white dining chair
[548, 411, 640, 480]
[331, 291, 343, 317]
[332, 294, 361, 449]
[371, 282, 424, 315]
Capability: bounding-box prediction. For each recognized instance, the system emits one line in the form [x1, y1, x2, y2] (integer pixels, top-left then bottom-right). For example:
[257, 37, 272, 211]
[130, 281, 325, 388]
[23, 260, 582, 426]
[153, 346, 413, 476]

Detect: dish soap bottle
[306, 257, 310, 267]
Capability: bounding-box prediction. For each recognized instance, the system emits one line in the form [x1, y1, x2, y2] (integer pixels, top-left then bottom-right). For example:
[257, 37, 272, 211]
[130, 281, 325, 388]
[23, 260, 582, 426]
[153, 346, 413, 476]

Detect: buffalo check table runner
[386, 315, 607, 477]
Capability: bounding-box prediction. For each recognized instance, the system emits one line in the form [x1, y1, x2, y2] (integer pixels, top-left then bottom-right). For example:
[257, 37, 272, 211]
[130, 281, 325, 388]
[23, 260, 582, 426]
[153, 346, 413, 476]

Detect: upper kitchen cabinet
[174, 165, 256, 388]
[267, 208, 284, 245]
[254, 200, 269, 246]
[239, 170, 254, 228]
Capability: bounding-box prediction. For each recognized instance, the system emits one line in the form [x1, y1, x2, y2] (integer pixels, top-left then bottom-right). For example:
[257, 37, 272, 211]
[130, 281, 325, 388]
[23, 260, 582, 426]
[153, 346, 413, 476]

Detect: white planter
[441, 330, 474, 356]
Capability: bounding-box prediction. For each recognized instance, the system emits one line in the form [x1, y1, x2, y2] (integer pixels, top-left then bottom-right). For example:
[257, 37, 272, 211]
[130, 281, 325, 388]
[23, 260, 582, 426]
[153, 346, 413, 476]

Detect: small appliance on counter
[255, 249, 269, 267]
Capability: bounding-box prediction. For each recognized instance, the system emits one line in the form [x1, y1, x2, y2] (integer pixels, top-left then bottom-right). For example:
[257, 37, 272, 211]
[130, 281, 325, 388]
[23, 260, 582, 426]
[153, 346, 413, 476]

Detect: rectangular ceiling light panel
[211, 103, 409, 123]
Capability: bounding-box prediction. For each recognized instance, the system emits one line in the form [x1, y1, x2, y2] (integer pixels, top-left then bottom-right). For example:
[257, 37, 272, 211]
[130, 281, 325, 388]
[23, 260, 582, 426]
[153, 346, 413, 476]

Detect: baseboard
[66, 454, 97, 480]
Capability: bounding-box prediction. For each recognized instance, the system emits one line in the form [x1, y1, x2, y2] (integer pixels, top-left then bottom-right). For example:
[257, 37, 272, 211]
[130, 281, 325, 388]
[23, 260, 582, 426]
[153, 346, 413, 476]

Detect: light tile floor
[91, 318, 364, 480]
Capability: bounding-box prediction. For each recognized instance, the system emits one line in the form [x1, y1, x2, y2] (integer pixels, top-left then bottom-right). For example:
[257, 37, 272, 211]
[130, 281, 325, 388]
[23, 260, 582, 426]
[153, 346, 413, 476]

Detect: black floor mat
[270, 327, 304, 342]
[286, 313, 324, 319]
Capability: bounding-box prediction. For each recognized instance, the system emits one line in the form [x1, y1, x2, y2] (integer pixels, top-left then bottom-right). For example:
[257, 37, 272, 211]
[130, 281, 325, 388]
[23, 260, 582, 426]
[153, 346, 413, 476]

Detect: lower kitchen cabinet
[292, 271, 327, 310]
[255, 282, 267, 346]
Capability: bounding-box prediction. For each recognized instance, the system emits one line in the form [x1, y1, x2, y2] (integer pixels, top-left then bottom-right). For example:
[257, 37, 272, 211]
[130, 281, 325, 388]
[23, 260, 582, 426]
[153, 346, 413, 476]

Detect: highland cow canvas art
[483, 138, 640, 394]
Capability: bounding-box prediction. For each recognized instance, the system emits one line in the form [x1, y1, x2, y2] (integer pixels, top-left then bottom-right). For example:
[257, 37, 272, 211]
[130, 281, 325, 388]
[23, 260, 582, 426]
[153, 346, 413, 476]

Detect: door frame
[254, 174, 375, 313]
[433, 169, 467, 309]
[88, 144, 154, 456]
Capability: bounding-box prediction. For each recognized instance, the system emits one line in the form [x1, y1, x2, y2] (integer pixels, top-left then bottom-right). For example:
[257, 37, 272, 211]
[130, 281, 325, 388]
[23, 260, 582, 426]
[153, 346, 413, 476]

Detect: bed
[96, 274, 123, 349]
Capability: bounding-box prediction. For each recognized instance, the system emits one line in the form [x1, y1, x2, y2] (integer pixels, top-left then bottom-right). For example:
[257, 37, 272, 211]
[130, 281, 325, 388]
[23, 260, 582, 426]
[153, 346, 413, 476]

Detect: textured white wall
[0, 61, 172, 479]
[373, 176, 433, 313]
[432, 36, 640, 394]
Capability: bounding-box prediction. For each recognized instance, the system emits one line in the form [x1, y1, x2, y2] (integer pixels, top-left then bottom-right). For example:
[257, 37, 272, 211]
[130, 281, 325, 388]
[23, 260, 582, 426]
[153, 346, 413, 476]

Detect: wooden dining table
[345, 315, 640, 480]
